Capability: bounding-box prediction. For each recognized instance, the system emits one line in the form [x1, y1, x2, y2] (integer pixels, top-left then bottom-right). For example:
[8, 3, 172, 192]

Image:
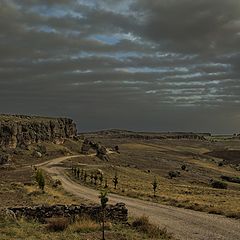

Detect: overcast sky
[0, 0, 240, 133]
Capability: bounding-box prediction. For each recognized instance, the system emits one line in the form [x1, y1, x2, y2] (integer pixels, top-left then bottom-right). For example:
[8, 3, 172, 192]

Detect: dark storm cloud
[0, 0, 239, 133]
[131, 0, 240, 54]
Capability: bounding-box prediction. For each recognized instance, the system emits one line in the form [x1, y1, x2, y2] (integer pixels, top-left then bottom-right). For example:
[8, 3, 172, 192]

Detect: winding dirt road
[38, 155, 240, 240]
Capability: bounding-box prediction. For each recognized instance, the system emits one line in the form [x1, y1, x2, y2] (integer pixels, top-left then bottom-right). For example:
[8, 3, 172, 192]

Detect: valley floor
[39, 155, 240, 240]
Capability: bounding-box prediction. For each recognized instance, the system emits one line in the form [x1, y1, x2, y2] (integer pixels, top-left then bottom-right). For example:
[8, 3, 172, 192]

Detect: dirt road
[39, 155, 240, 240]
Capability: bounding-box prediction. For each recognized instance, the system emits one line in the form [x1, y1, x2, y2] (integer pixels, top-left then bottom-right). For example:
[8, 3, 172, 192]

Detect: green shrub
[210, 180, 227, 189]
[218, 162, 223, 167]
[112, 173, 118, 189]
[168, 171, 180, 179]
[35, 169, 45, 191]
[181, 165, 187, 171]
[36, 145, 47, 155]
[152, 177, 158, 197]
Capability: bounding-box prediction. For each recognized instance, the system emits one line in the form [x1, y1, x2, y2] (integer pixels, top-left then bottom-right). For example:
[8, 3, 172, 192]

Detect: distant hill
[83, 129, 210, 140]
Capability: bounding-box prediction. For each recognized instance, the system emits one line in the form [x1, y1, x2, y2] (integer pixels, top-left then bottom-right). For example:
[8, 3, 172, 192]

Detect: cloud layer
[0, 0, 239, 133]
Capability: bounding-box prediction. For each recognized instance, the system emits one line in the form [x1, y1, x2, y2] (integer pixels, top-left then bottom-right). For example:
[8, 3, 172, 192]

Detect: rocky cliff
[0, 114, 77, 149]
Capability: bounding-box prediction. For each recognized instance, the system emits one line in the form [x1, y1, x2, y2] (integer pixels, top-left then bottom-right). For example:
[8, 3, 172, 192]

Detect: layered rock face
[81, 139, 109, 161]
[0, 115, 77, 149]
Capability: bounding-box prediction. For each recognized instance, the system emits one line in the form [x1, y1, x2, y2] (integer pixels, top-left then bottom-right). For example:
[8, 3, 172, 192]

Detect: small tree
[114, 145, 119, 153]
[35, 169, 40, 183]
[81, 169, 84, 179]
[99, 173, 104, 186]
[181, 165, 187, 171]
[168, 171, 178, 179]
[36, 169, 45, 191]
[94, 174, 98, 185]
[99, 190, 108, 240]
[84, 171, 88, 182]
[90, 173, 94, 184]
[152, 177, 158, 197]
[77, 168, 80, 179]
[112, 173, 118, 190]
[104, 179, 108, 189]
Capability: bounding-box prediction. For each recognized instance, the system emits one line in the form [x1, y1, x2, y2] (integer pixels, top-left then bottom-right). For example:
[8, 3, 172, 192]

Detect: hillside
[83, 129, 209, 140]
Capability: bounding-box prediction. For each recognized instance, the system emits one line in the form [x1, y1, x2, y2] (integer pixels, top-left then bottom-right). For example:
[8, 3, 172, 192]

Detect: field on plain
[0, 138, 172, 240]
[1, 132, 240, 239]
[70, 135, 240, 218]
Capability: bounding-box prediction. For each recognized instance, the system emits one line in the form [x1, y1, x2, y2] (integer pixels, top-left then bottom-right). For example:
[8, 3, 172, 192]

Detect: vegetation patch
[132, 215, 172, 239]
[46, 217, 69, 232]
[0, 212, 171, 240]
[210, 180, 228, 189]
[68, 216, 101, 233]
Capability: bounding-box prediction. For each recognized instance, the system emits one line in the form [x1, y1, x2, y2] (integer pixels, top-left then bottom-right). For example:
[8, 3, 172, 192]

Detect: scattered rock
[81, 138, 110, 161]
[0, 153, 11, 165]
[96, 169, 103, 175]
[52, 179, 62, 188]
[36, 145, 47, 155]
[81, 139, 91, 154]
[181, 165, 187, 171]
[218, 162, 224, 167]
[168, 171, 181, 179]
[32, 151, 42, 158]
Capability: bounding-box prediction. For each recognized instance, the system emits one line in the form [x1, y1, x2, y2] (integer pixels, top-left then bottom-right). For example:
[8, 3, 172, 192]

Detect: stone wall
[8, 203, 128, 223]
[0, 115, 77, 149]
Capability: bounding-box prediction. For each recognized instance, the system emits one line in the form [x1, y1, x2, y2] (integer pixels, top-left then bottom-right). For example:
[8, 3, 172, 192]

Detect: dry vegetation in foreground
[69, 138, 240, 219]
[0, 212, 172, 240]
[24, 170, 93, 206]
[0, 163, 89, 209]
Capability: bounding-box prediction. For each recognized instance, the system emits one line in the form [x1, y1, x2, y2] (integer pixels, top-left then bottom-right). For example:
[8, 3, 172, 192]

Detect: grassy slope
[0, 216, 171, 240]
[1, 134, 240, 240]
[70, 138, 240, 218]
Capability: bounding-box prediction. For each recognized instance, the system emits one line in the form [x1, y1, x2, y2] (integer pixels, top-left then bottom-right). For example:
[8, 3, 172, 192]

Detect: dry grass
[69, 163, 240, 219]
[132, 215, 171, 239]
[0, 213, 170, 240]
[68, 216, 101, 233]
[70, 139, 240, 219]
[46, 217, 69, 231]
[24, 181, 84, 205]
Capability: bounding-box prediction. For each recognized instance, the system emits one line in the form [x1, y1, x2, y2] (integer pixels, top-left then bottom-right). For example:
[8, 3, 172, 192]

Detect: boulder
[32, 151, 42, 158]
[0, 153, 11, 165]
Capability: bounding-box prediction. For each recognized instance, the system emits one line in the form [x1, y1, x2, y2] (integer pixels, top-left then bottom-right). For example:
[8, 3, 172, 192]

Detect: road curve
[39, 155, 240, 240]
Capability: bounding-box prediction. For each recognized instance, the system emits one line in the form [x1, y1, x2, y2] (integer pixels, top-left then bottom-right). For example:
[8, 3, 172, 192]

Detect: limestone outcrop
[81, 139, 109, 160]
[0, 114, 77, 149]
